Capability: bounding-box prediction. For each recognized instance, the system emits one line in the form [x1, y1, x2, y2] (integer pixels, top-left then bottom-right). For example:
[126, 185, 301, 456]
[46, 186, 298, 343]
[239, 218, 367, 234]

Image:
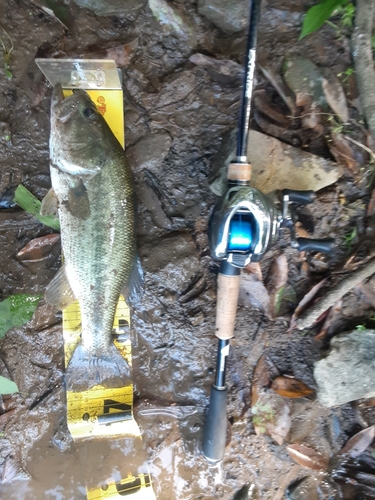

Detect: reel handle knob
[296, 237, 335, 253]
[282, 189, 316, 205]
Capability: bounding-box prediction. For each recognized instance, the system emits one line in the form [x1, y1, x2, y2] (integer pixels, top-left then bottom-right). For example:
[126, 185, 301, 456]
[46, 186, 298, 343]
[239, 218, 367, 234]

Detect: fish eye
[83, 108, 96, 118]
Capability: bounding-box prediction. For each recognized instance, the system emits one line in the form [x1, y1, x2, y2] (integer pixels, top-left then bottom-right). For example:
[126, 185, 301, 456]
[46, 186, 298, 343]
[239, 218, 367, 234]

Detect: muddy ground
[1, 0, 375, 498]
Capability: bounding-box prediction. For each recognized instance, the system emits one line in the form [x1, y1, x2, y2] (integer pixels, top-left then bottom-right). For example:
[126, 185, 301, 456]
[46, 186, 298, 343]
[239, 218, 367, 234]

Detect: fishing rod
[202, 0, 334, 462]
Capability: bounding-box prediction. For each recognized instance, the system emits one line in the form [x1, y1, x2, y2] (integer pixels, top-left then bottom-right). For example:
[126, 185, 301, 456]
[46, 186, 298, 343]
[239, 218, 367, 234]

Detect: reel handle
[296, 237, 335, 253]
[282, 189, 316, 205]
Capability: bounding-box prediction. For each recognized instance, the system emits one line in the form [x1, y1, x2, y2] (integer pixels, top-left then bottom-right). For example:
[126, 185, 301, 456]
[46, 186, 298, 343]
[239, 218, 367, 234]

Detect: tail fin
[65, 343, 132, 392]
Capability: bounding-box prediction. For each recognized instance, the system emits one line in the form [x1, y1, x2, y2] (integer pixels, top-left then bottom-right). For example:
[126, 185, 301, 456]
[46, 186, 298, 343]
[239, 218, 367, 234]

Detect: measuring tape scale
[86, 473, 156, 500]
[63, 295, 140, 439]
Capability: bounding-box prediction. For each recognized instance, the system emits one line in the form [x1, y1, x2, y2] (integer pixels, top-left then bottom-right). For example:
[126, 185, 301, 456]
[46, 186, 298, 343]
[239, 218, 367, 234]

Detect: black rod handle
[203, 385, 228, 462]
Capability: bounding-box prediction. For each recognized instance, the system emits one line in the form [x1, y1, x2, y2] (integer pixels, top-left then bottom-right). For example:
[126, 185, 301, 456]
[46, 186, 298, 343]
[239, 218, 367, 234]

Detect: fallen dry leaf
[17, 234, 60, 262]
[265, 254, 288, 317]
[339, 425, 375, 458]
[251, 354, 272, 406]
[271, 376, 314, 398]
[239, 273, 271, 318]
[289, 278, 326, 330]
[367, 188, 375, 217]
[315, 298, 343, 340]
[0, 408, 16, 426]
[328, 132, 358, 173]
[286, 444, 328, 470]
[322, 77, 349, 123]
[245, 262, 263, 282]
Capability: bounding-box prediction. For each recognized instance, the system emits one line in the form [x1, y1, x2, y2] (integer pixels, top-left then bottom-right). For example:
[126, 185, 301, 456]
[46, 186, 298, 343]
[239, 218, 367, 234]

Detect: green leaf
[274, 285, 286, 314]
[0, 375, 18, 395]
[14, 185, 60, 231]
[299, 0, 347, 40]
[0, 294, 42, 339]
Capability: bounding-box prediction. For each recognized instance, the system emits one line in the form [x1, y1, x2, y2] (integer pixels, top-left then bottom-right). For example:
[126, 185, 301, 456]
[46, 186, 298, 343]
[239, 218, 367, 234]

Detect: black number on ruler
[115, 474, 151, 496]
[103, 399, 132, 414]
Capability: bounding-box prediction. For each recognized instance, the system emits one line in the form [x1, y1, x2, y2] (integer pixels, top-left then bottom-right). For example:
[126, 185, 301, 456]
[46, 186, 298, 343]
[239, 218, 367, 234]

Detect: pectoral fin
[66, 179, 90, 220]
[45, 264, 75, 310]
[40, 187, 59, 217]
[121, 253, 144, 306]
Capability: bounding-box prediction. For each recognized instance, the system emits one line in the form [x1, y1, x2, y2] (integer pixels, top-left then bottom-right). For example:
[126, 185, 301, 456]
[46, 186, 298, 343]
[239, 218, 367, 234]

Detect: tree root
[352, 0, 375, 146]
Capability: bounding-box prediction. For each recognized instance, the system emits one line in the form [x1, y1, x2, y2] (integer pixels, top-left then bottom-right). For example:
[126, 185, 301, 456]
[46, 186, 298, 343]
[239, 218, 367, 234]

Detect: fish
[43, 84, 143, 391]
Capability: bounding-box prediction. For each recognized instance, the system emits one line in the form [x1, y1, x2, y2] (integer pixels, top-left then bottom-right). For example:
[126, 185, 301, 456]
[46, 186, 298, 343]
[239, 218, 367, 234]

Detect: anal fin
[45, 264, 76, 310]
[121, 253, 144, 307]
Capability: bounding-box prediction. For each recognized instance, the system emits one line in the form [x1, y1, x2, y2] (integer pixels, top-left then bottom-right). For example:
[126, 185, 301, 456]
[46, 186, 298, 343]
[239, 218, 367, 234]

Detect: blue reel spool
[228, 218, 253, 252]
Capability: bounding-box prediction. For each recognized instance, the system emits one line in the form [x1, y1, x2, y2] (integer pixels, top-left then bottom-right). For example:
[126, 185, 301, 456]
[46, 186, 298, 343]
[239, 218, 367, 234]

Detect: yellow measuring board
[63, 295, 140, 440]
[86, 473, 156, 500]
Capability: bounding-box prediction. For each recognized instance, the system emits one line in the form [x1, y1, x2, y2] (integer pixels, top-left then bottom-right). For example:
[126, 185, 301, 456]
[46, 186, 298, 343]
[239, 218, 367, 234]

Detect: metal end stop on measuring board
[203, 385, 228, 462]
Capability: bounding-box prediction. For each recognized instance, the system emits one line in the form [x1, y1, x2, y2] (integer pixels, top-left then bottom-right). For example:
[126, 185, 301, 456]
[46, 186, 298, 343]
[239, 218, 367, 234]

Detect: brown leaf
[289, 278, 326, 329]
[251, 355, 271, 407]
[265, 254, 288, 317]
[17, 234, 60, 262]
[367, 188, 375, 217]
[322, 76, 349, 123]
[328, 132, 358, 173]
[0, 408, 16, 426]
[315, 298, 343, 340]
[239, 273, 271, 317]
[286, 444, 328, 470]
[271, 376, 314, 398]
[339, 425, 375, 458]
[245, 262, 263, 282]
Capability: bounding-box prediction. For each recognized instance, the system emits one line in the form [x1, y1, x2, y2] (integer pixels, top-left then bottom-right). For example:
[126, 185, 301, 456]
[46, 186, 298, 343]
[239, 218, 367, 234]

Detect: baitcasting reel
[209, 184, 334, 268]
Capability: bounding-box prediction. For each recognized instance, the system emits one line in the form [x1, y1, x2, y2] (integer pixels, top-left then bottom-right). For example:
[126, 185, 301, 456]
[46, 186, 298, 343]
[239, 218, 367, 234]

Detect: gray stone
[198, 0, 248, 34]
[149, 0, 197, 46]
[72, 0, 146, 16]
[126, 132, 172, 174]
[314, 330, 375, 407]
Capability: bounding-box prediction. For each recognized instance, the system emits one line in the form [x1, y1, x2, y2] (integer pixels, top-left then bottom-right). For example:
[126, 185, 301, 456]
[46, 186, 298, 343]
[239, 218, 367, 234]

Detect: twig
[296, 258, 375, 330]
[259, 64, 296, 115]
[343, 134, 375, 161]
[352, 0, 375, 146]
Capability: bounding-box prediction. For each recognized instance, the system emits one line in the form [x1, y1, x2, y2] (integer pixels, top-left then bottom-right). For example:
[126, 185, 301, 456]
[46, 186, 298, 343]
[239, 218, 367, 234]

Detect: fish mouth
[51, 84, 87, 123]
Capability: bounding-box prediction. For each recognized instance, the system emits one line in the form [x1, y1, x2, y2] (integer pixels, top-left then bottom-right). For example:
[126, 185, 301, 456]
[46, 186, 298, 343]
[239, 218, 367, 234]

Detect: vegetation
[300, 0, 354, 40]
[14, 185, 60, 231]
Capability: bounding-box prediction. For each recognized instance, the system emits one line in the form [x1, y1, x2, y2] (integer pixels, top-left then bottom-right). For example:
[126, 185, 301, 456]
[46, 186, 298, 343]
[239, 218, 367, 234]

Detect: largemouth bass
[44, 84, 142, 391]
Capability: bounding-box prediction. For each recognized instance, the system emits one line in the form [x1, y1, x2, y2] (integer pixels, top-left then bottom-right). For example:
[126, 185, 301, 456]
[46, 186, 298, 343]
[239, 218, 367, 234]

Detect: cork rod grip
[215, 273, 241, 340]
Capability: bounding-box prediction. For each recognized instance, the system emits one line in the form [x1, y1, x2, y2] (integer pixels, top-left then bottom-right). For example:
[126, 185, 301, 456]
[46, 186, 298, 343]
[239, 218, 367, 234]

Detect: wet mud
[1, 0, 375, 498]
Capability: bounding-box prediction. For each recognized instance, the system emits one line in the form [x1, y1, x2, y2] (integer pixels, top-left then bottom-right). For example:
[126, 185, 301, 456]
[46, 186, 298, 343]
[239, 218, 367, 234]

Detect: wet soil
[1, 0, 375, 499]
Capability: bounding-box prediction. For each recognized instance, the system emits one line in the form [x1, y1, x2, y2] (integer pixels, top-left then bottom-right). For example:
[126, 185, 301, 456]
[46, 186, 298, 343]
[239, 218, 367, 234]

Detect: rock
[71, 0, 146, 16]
[149, 0, 196, 47]
[198, 0, 248, 34]
[140, 232, 200, 293]
[314, 330, 375, 407]
[209, 129, 340, 196]
[126, 132, 172, 174]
